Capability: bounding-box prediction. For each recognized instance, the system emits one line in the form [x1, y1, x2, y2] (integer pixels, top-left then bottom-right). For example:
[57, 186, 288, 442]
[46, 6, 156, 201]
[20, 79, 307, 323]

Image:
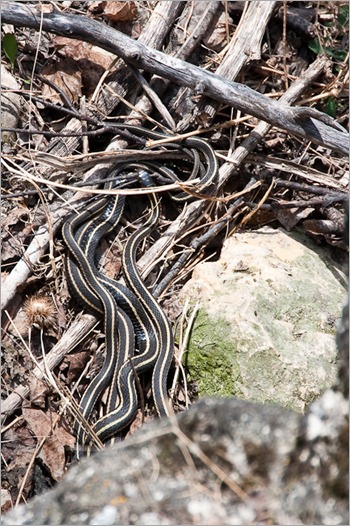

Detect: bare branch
[1, 1, 348, 154]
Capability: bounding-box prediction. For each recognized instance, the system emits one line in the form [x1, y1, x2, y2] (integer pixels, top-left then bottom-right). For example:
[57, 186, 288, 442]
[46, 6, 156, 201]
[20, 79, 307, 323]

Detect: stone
[1, 64, 21, 145]
[180, 227, 346, 412]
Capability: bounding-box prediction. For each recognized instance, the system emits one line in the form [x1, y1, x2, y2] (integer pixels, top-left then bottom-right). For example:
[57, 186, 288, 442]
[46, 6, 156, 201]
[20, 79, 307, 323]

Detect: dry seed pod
[23, 295, 56, 329]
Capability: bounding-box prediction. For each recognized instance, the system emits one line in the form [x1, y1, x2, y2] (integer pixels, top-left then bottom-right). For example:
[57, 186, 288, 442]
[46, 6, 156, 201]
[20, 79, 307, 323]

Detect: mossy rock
[181, 228, 346, 413]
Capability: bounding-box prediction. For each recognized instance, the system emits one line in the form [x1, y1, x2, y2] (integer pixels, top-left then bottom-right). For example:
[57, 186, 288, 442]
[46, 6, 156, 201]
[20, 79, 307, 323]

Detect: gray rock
[180, 227, 346, 412]
[2, 383, 348, 525]
[1, 64, 21, 145]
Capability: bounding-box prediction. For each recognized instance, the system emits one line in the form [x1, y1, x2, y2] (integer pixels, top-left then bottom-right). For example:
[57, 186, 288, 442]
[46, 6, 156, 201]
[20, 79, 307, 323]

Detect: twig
[273, 178, 348, 197]
[231, 177, 275, 233]
[199, 1, 277, 120]
[170, 300, 200, 407]
[244, 153, 345, 189]
[246, 194, 347, 210]
[128, 66, 175, 130]
[1, 1, 347, 154]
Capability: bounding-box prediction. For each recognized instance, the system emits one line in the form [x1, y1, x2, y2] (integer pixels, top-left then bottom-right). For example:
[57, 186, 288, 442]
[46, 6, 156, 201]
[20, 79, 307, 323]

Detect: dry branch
[1, 1, 348, 154]
[198, 1, 277, 120]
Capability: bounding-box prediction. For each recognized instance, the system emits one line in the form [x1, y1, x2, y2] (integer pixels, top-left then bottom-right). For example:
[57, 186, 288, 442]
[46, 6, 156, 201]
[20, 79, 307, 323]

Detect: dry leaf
[240, 208, 275, 230]
[264, 136, 287, 148]
[0, 489, 12, 513]
[36, 4, 54, 13]
[100, 241, 122, 279]
[27, 377, 51, 409]
[2, 422, 37, 464]
[50, 37, 117, 95]
[1, 206, 29, 229]
[60, 349, 90, 384]
[41, 59, 82, 105]
[7, 447, 35, 472]
[274, 206, 314, 231]
[41, 434, 73, 481]
[53, 37, 116, 70]
[103, 1, 137, 22]
[23, 408, 75, 481]
[128, 409, 151, 436]
[2, 421, 37, 502]
[88, 1, 106, 14]
[203, 11, 231, 51]
[1, 239, 22, 262]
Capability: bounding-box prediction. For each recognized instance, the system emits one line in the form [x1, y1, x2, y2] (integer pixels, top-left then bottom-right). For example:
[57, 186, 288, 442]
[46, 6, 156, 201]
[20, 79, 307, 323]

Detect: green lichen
[185, 309, 242, 397]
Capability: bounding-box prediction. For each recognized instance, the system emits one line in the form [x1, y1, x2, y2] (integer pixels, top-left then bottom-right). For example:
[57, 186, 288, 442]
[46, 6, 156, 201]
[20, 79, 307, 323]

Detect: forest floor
[1, 0, 348, 511]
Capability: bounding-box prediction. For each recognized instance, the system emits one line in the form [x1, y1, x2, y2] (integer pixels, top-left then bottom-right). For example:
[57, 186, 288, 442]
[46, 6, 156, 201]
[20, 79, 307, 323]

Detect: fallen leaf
[7, 447, 35, 472]
[203, 11, 232, 51]
[88, 1, 106, 14]
[36, 4, 54, 13]
[274, 206, 314, 231]
[1, 207, 29, 229]
[0, 489, 12, 513]
[28, 377, 51, 409]
[1, 239, 22, 262]
[103, 1, 137, 22]
[2, 421, 37, 502]
[50, 37, 117, 95]
[41, 433, 73, 481]
[264, 136, 287, 148]
[100, 241, 122, 279]
[41, 59, 82, 105]
[52, 36, 116, 69]
[2, 421, 37, 464]
[240, 208, 275, 230]
[23, 408, 75, 481]
[60, 349, 90, 384]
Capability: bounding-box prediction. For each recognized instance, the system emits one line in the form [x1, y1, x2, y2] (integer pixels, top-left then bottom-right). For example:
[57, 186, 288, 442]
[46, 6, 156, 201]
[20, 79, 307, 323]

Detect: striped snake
[63, 125, 218, 445]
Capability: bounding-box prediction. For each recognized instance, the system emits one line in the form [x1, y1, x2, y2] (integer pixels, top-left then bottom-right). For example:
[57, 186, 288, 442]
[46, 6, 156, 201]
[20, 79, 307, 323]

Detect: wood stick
[1, 1, 348, 154]
[198, 1, 277, 120]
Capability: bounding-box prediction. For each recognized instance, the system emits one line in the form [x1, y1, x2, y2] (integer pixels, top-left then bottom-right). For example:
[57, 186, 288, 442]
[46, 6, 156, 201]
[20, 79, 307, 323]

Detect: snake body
[63, 125, 218, 445]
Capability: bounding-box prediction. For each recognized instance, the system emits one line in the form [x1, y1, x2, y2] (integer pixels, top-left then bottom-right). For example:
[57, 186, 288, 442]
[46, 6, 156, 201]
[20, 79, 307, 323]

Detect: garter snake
[92, 166, 174, 440]
[121, 166, 174, 418]
[64, 125, 218, 443]
[65, 168, 168, 442]
[65, 176, 159, 442]
[105, 123, 218, 201]
[63, 195, 135, 444]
